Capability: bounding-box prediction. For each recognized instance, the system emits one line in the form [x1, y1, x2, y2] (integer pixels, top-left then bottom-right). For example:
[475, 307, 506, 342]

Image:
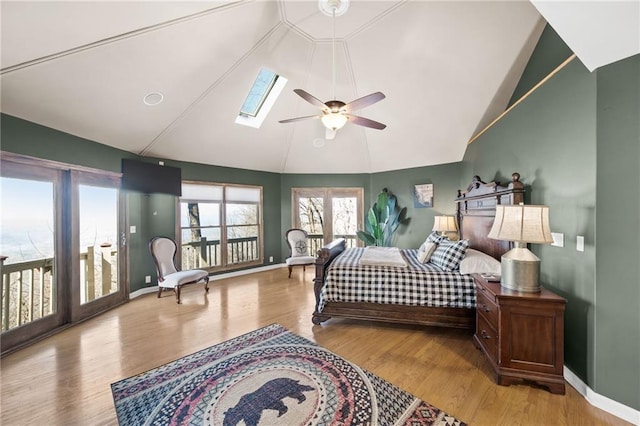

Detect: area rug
[111, 324, 466, 425]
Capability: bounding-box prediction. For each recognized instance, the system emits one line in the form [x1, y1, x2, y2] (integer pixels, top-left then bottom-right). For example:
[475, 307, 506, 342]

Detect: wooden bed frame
[312, 172, 524, 329]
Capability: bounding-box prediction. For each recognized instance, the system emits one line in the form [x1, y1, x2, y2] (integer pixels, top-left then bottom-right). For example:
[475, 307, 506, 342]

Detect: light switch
[130, 225, 136, 234]
[577, 236, 585, 252]
[551, 232, 564, 247]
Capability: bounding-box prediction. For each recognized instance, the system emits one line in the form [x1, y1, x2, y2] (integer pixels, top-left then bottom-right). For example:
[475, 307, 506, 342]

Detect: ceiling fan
[279, 0, 386, 140]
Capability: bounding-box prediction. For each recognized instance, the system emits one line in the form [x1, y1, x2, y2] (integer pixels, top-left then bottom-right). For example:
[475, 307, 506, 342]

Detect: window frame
[291, 187, 364, 250]
[177, 181, 263, 272]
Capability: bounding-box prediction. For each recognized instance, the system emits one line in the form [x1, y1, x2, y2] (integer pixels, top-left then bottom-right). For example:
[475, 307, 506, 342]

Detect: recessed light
[143, 92, 164, 106]
[313, 138, 325, 148]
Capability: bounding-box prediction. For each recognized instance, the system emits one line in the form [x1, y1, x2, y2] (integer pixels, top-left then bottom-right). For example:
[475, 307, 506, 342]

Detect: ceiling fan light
[321, 113, 348, 130]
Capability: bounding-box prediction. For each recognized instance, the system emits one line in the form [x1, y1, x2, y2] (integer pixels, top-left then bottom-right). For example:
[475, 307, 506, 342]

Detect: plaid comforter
[319, 247, 476, 311]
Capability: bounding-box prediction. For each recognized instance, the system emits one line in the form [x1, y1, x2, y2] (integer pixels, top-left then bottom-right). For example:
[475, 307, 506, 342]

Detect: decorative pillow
[418, 232, 447, 253]
[459, 248, 501, 275]
[429, 239, 469, 271]
[418, 242, 438, 263]
[292, 239, 308, 257]
[426, 231, 447, 244]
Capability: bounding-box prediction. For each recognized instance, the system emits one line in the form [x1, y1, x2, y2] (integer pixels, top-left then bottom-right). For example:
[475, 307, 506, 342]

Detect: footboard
[312, 239, 346, 325]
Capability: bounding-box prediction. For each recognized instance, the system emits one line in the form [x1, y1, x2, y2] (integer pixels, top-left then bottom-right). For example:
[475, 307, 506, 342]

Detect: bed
[312, 172, 525, 329]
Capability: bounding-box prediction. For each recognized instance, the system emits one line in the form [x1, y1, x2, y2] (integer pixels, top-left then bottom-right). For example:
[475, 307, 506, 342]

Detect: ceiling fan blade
[347, 115, 387, 130]
[325, 127, 337, 140]
[342, 92, 385, 112]
[279, 115, 322, 124]
[293, 89, 329, 111]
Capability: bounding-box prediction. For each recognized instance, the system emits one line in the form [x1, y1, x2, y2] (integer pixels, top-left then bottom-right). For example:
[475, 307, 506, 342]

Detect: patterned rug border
[111, 323, 467, 426]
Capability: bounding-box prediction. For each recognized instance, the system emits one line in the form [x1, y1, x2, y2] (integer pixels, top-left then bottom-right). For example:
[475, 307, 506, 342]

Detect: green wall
[462, 37, 639, 409]
[369, 162, 462, 248]
[594, 55, 640, 409]
[508, 25, 574, 105]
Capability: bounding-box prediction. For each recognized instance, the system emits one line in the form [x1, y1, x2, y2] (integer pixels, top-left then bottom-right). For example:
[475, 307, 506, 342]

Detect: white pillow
[418, 242, 438, 263]
[459, 248, 501, 275]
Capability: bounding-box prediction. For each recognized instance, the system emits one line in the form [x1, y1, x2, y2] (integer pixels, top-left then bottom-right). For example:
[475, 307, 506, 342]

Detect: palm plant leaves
[357, 188, 409, 246]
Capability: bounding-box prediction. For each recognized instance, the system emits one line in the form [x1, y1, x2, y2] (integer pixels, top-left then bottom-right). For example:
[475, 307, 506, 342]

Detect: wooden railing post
[100, 243, 112, 297]
[86, 247, 95, 302]
[199, 237, 207, 268]
[1, 256, 8, 331]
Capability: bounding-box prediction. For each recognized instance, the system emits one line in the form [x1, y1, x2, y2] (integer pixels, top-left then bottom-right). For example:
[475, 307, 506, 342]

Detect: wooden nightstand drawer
[476, 286, 498, 328]
[476, 313, 497, 362]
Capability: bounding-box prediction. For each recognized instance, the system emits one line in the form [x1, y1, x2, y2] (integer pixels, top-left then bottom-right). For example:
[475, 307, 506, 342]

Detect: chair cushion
[287, 230, 310, 257]
[285, 256, 316, 266]
[159, 269, 208, 289]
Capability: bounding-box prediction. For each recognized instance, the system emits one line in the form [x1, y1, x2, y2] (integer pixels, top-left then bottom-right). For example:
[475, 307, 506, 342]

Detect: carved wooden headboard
[455, 172, 524, 260]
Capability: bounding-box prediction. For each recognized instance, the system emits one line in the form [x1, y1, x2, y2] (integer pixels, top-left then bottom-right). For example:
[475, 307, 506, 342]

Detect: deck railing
[1, 246, 117, 332]
[1, 256, 54, 332]
[181, 236, 260, 269]
[1, 234, 356, 332]
[307, 234, 358, 255]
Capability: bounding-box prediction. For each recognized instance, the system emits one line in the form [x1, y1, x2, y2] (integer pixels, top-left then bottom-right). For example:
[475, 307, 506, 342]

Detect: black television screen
[121, 159, 181, 196]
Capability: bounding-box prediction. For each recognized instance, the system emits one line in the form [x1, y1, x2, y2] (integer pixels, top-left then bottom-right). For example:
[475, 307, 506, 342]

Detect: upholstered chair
[149, 236, 209, 303]
[284, 229, 317, 278]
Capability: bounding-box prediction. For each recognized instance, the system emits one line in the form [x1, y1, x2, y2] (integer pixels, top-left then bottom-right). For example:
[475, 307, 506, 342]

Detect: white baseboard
[564, 366, 640, 425]
[129, 263, 286, 300]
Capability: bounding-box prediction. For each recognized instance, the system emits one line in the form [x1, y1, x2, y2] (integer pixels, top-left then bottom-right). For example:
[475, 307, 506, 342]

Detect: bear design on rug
[223, 377, 316, 426]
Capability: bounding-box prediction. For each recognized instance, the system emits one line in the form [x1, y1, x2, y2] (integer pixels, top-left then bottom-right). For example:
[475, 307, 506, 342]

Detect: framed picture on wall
[413, 183, 433, 208]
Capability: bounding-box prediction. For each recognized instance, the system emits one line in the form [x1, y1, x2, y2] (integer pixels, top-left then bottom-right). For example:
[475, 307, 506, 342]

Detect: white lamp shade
[488, 205, 553, 244]
[321, 113, 348, 130]
[432, 215, 458, 233]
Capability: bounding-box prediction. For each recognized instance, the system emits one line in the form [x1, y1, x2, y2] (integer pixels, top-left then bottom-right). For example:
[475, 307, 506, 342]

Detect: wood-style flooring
[0, 267, 632, 425]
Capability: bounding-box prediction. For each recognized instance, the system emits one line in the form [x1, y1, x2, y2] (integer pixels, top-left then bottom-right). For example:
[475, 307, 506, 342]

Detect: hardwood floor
[0, 267, 631, 425]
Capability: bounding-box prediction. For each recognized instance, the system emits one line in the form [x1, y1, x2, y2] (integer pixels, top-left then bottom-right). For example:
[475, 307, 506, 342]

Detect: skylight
[236, 68, 287, 129]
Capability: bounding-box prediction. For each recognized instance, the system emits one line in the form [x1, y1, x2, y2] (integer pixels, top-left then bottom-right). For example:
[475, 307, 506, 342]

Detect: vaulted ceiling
[1, 1, 638, 174]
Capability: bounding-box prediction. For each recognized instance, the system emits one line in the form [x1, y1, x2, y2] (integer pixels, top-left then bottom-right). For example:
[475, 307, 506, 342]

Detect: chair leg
[204, 277, 210, 293]
[157, 287, 163, 298]
[288, 265, 292, 278]
[175, 286, 181, 304]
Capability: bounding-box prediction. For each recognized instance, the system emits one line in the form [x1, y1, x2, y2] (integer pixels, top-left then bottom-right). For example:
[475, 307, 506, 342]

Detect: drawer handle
[481, 304, 491, 313]
[481, 330, 491, 340]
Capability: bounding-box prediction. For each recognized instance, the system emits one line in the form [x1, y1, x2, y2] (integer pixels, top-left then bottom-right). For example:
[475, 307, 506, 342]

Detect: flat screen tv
[121, 159, 181, 196]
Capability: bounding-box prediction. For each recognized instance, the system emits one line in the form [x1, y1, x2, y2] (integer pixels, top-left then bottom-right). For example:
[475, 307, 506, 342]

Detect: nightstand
[472, 274, 567, 394]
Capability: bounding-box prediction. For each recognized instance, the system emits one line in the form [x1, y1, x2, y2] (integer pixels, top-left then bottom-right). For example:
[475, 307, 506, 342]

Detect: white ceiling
[1, 1, 637, 174]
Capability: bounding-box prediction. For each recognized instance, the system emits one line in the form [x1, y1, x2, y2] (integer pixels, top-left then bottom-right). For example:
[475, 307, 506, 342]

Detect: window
[179, 182, 262, 271]
[235, 68, 287, 129]
[292, 188, 363, 254]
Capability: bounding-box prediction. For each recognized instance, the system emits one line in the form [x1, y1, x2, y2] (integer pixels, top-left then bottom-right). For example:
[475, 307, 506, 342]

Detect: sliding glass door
[0, 161, 65, 351]
[71, 170, 127, 323]
[1, 153, 127, 353]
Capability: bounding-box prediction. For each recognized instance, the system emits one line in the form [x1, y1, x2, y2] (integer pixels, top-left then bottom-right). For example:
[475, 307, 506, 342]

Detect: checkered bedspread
[319, 247, 476, 311]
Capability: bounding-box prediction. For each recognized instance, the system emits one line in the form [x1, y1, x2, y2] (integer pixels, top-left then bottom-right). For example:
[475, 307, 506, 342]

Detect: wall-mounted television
[121, 159, 181, 196]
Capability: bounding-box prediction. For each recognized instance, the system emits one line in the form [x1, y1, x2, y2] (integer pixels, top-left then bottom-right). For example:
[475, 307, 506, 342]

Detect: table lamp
[487, 204, 553, 292]
[432, 215, 458, 238]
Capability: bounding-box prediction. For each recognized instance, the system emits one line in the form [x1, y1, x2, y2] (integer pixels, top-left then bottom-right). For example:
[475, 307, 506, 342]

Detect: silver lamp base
[500, 247, 542, 292]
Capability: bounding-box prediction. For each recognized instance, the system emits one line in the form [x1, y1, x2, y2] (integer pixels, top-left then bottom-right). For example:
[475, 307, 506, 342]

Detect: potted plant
[357, 188, 409, 246]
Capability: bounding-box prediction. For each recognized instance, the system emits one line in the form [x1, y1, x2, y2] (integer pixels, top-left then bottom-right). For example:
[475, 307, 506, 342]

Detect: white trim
[129, 263, 286, 300]
[564, 366, 640, 425]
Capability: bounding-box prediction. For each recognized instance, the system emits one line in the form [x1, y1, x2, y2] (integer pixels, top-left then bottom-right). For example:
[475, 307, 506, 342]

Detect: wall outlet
[576, 236, 585, 252]
[551, 232, 564, 247]
[269, 256, 274, 263]
[145, 275, 151, 284]
[130, 225, 136, 234]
